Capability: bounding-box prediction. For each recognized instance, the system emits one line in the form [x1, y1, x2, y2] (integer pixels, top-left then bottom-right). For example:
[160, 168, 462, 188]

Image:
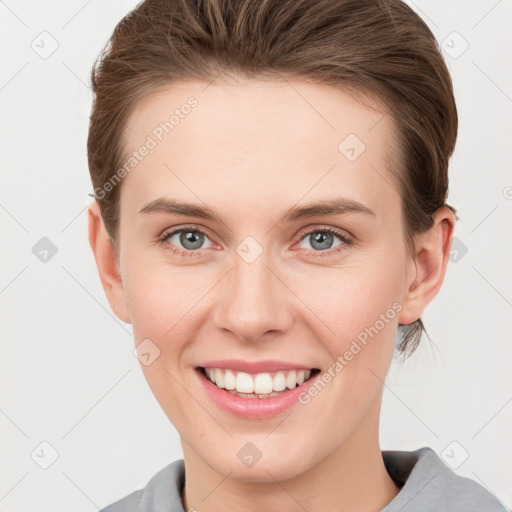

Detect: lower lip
[196, 368, 319, 419]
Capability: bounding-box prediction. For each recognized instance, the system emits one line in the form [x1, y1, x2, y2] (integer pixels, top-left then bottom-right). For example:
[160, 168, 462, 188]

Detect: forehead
[120, 78, 401, 222]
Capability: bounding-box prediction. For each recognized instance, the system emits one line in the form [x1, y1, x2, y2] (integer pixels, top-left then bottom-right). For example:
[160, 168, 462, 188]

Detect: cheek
[121, 249, 209, 337]
[293, 270, 401, 437]
[121, 258, 212, 429]
[292, 254, 404, 348]
[287, 252, 405, 408]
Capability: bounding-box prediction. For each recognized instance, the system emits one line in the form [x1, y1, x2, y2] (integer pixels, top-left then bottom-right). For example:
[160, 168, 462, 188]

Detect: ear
[87, 200, 131, 324]
[398, 206, 456, 326]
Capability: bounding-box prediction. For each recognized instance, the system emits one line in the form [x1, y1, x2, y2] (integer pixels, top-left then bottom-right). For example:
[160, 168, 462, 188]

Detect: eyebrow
[138, 196, 375, 223]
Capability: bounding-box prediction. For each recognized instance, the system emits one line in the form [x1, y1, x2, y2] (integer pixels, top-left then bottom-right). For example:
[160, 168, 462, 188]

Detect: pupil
[181, 231, 203, 250]
[311, 231, 333, 250]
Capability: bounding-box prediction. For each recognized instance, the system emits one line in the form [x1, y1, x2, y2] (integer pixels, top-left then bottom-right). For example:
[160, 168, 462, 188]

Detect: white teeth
[224, 369, 236, 390]
[215, 368, 224, 388]
[254, 373, 273, 394]
[205, 368, 216, 383]
[286, 370, 297, 389]
[204, 367, 313, 394]
[273, 371, 287, 392]
[236, 372, 254, 393]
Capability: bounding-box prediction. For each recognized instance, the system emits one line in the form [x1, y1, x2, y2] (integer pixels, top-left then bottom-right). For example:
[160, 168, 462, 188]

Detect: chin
[198, 438, 318, 483]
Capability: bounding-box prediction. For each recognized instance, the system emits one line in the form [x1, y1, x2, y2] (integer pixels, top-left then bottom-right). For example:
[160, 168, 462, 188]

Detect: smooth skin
[88, 77, 455, 512]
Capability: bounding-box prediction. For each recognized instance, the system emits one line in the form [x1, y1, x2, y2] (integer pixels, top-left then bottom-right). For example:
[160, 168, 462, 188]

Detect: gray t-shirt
[100, 447, 506, 511]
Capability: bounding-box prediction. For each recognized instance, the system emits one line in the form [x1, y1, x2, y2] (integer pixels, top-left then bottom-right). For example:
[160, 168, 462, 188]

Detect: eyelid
[158, 224, 212, 241]
[292, 223, 354, 244]
[158, 223, 354, 257]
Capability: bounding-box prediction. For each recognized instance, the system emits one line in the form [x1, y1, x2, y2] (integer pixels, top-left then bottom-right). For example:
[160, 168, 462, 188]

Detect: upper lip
[197, 359, 316, 374]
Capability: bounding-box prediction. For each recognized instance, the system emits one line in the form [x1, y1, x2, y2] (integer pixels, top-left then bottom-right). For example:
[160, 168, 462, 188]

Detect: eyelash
[157, 224, 354, 258]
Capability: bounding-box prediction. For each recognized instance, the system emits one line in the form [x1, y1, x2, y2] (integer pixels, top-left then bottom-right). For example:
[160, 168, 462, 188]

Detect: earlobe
[87, 200, 132, 324]
[398, 206, 455, 326]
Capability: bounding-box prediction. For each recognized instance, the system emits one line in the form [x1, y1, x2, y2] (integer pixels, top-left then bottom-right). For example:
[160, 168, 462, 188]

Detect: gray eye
[168, 230, 212, 251]
[299, 231, 343, 251]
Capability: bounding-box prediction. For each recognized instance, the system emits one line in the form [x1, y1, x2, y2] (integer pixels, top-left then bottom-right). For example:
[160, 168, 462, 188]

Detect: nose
[212, 248, 293, 343]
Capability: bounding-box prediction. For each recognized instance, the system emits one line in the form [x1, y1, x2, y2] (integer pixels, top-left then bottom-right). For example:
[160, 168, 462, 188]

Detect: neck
[181, 403, 400, 512]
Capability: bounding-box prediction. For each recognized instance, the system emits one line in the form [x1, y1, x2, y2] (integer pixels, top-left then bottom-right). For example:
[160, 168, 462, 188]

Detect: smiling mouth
[197, 366, 321, 398]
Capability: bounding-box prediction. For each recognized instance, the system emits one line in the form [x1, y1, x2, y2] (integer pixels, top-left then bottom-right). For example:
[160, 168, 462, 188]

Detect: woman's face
[113, 78, 416, 480]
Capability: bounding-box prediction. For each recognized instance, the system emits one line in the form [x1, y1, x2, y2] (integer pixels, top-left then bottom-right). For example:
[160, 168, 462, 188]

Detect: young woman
[87, 0, 506, 510]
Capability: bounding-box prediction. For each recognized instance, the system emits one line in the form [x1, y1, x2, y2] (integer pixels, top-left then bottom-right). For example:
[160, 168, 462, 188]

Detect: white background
[1, 1, 511, 510]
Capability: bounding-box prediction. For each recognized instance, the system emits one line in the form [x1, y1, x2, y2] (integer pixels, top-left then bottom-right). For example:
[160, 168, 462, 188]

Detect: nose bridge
[214, 241, 291, 341]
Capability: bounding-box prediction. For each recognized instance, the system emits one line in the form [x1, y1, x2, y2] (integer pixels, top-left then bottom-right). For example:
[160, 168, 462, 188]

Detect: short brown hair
[87, 0, 458, 357]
